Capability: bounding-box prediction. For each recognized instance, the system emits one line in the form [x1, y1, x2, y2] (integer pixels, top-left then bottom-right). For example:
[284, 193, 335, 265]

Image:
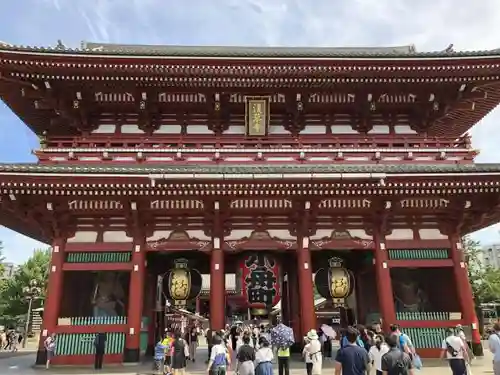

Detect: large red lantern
[238, 253, 281, 309]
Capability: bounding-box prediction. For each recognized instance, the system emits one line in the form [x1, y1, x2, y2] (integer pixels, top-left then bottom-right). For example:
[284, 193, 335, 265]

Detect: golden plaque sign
[245, 97, 270, 136]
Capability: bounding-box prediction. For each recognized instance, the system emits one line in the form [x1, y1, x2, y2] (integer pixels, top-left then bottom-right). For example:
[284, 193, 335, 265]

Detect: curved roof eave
[1, 42, 500, 61]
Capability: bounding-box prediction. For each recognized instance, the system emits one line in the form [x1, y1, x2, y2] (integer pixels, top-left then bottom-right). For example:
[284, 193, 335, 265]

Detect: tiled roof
[1, 163, 500, 175]
[0, 41, 499, 59]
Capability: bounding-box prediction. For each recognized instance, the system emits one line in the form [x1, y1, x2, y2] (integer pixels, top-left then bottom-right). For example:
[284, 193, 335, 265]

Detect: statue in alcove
[92, 272, 126, 317]
[392, 269, 429, 312]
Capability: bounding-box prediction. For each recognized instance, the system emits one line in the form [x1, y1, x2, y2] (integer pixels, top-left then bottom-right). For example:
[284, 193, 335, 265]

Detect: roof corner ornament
[39, 131, 48, 149]
[444, 44, 454, 53]
[56, 40, 66, 51]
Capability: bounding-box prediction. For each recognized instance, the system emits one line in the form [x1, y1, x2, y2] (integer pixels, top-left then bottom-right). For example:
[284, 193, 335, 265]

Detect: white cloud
[1, 0, 500, 260]
[0, 227, 48, 265]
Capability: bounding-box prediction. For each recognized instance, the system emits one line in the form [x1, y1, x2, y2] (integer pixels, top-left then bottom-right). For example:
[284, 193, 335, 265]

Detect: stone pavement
[0, 347, 494, 374]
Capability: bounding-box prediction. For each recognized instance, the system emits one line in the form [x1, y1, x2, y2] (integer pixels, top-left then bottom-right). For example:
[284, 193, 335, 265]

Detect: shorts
[46, 350, 55, 360]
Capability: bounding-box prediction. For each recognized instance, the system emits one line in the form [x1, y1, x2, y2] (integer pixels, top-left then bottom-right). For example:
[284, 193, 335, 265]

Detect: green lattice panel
[388, 249, 449, 260]
[55, 333, 125, 356]
[66, 252, 132, 263]
[68, 316, 127, 325]
[396, 312, 452, 321]
[403, 328, 448, 349]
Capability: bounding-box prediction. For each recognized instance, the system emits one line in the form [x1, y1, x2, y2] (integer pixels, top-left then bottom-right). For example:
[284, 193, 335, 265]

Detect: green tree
[463, 236, 500, 304]
[0, 248, 51, 326]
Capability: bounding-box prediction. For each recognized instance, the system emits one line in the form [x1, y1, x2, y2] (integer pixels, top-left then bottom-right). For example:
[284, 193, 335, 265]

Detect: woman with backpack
[207, 335, 231, 375]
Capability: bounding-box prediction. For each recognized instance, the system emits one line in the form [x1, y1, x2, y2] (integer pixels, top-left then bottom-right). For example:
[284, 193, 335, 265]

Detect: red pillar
[374, 229, 396, 332]
[36, 237, 65, 365]
[195, 296, 201, 315]
[281, 276, 289, 326]
[124, 239, 146, 362]
[287, 263, 301, 341]
[297, 237, 316, 335]
[449, 234, 482, 352]
[209, 244, 225, 331]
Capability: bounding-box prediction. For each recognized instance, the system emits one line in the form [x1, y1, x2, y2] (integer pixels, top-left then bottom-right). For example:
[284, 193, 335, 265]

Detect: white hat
[307, 329, 319, 340]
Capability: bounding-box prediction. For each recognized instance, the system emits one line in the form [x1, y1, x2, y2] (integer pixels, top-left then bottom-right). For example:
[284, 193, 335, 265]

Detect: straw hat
[307, 329, 319, 340]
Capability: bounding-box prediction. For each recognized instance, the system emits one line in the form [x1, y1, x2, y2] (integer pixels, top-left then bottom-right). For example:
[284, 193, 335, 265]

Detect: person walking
[153, 338, 167, 374]
[489, 322, 500, 375]
[334, 326, 369, 375]
[206, 328, 214, 364]
[43, 333, 56, 370]
[254, 336, 274, 375]
[276, 343, 290, 375]
[381, 334, 414, 375]
[207, 335, 231, 375]
[302, 337, 314, 375]
[368, 334, 389, 375]
[187, 325, 198, 362]
[236, 333, 255, 375]
[440, 328, 468, 375]
[303, 330, 322, 375]
[94, 332, 107, 370]
[171, 330, 188, 375]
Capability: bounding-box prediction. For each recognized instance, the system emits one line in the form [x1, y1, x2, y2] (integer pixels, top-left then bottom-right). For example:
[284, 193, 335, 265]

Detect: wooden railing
[40, 134, 470, 150]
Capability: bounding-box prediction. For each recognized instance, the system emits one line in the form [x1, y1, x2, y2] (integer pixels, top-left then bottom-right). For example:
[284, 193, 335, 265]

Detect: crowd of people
[0, 329, 22, 352]
[41, 318, 477, 374]
[150, 321, 473, 375]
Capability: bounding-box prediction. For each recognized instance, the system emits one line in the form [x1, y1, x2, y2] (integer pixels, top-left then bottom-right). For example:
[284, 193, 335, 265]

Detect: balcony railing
[39, 134, 470, 150]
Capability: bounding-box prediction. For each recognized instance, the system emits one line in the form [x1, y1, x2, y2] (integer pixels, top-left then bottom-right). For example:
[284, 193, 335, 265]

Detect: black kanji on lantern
[244, 254, 277, 304]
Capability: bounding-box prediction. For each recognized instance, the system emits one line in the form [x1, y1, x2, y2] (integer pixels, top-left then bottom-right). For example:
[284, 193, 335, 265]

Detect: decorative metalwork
[168, 258, 191, 306]
[245, 96, 269, 136]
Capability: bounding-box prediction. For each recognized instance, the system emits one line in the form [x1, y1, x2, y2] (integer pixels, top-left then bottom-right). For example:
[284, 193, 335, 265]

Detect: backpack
[390, 352, 408, 375]
[396, 334, 406, 350]
[445, 339, 459, 357]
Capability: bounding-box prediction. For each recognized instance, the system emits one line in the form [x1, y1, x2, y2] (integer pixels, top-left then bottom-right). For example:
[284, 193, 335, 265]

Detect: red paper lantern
[238, 253, 281, 308]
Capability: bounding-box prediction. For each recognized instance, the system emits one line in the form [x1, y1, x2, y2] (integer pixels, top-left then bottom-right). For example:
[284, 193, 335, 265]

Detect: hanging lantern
[239, 253, 281, 309]
[314, 256, 354, 307]
[162, 258, 202, 307]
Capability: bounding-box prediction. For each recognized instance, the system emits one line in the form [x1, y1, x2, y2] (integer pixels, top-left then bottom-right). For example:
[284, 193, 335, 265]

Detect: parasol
[270, 323, 295, 348]
[321, 324, 337, 339]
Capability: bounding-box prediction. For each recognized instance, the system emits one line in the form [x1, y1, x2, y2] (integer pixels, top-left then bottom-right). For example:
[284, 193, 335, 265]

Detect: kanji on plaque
[240, 253, 281, 308]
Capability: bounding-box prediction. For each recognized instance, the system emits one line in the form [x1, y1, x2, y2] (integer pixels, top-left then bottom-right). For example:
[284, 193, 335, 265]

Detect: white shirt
[303, 340, 322, 363]
[368, 343, 389, 371]
[255, 347, 273, 365]
[442, 335, 466, 359]
[210, 344, 228, 361]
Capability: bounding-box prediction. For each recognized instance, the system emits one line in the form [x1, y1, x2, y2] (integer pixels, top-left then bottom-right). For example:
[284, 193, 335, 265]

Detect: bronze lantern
[314, 256, 354, 307]
[162, 258, 201, 307]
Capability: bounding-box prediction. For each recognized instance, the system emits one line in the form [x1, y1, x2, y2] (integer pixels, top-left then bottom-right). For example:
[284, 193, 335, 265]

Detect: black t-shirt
[334, 344, 369, 375]
[381, 348, 413, 375]
[237, 344, 255, 363]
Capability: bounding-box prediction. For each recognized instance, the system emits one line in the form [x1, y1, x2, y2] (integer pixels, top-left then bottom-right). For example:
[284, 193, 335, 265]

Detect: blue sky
[1, 0, 500, 263]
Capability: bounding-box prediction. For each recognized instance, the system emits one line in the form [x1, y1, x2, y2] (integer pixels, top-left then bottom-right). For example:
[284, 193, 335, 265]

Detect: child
[154, 339, 167, 374]
[162, 331, 174, 375]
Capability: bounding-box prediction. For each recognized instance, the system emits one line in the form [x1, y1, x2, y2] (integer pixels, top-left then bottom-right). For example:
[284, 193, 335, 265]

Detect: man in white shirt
[441, 328, 468, 375]
[488, 323, 500, 375]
